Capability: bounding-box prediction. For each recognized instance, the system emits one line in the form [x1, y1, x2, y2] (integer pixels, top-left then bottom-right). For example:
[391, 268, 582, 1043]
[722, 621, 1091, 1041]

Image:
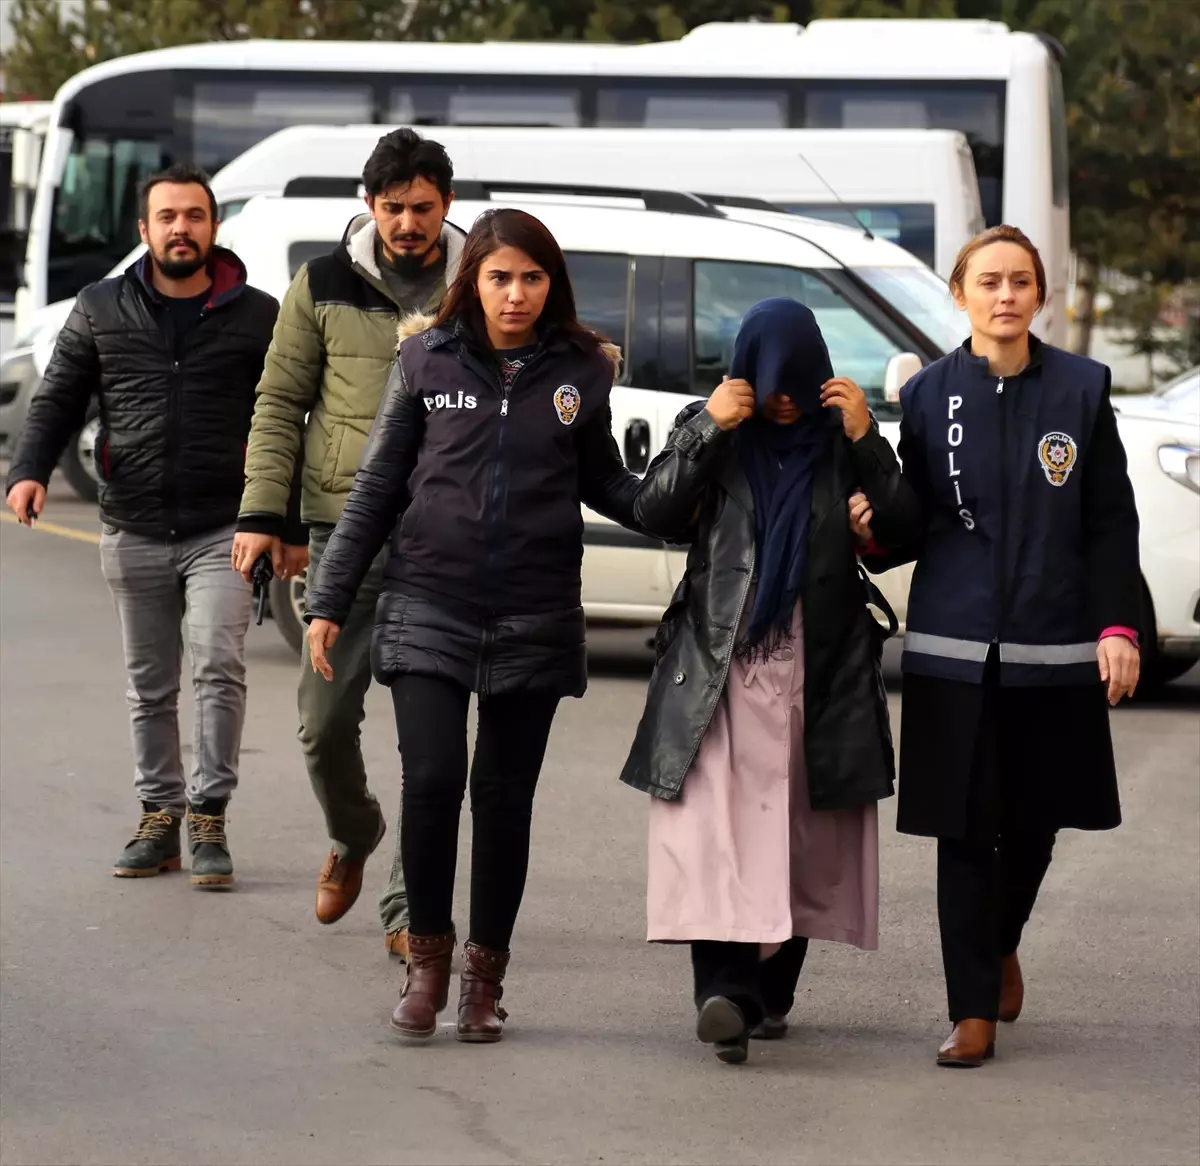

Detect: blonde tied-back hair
[949, 225, 1048, 311]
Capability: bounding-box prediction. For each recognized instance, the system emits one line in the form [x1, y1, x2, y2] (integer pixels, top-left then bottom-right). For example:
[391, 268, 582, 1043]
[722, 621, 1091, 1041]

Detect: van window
[288, 241, 333, 280]
[1048, 61, 1069, 208]
[780, 203, 936, 270]
[564, 251, 631, 371]
[692, 260, 902, 405]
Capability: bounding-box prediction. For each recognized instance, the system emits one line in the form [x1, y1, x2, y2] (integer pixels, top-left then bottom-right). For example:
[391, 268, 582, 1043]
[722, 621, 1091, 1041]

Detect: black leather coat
[620, 403, 922, 810]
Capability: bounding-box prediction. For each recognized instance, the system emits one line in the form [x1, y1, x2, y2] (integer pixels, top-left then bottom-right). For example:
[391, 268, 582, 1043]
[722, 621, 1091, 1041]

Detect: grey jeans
[99, 523, 252, 816]
[300, 523, 408, 934]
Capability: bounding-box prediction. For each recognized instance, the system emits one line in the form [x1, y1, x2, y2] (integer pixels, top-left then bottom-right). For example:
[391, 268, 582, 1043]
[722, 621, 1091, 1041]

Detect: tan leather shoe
[391, 930, 456, 1039]
[456, 941, 510, 1043]
[999, 952, 1024, 1023]
[385, 929, 411, 962]
[937, 1019, 997, 1068]
[314, 818, 384, 925]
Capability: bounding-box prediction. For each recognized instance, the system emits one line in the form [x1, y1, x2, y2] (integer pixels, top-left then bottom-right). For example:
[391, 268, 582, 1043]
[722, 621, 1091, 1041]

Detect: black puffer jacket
[7, 249, 282, 540]
[303, 315, 641, 697]
[620, 402, 922, 810]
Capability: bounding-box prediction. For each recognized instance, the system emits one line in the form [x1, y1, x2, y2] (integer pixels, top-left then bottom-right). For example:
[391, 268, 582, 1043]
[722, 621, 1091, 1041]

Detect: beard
[384, 237, 438, 278]
[152, 239, 209, 280]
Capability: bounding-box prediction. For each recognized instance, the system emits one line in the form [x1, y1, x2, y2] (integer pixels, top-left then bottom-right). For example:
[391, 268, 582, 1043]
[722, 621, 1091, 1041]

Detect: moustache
[167, 238, 198, 250]
[391, 235, 427, 244]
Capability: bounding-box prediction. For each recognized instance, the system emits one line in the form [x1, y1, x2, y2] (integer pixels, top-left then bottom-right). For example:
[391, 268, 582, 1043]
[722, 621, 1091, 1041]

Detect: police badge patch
[553, 384, 581, 426]
[1037, 431, 1077, 486]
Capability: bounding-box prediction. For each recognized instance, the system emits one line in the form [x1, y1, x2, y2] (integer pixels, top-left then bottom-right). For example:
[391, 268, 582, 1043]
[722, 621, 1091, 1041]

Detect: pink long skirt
[646, 605, 879, 950]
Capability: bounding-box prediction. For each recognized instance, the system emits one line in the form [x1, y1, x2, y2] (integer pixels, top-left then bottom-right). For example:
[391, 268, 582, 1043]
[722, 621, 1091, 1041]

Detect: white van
[211, 125, 984, 280]
[193, 184, 961, 648]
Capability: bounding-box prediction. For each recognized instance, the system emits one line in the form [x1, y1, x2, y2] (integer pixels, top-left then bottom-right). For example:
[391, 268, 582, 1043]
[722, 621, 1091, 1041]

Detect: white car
[42, 183, 954, 650]
[870, 369, 1200, 688]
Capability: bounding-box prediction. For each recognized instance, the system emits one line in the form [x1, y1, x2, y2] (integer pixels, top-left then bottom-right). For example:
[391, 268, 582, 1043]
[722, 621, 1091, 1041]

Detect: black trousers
[391, 675, 559, 952]
[938, 831, 1055, 1022]
[935, 651, 1057, 1022]
[690, 938, 810, 1030]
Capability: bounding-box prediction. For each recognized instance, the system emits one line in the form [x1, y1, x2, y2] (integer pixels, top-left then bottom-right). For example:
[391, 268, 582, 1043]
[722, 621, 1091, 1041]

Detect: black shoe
[696, 996, 749, 1064]
[750, 1014, 789, 1040]
[112, 803, 182, 878]
[187, 798, 234, 889]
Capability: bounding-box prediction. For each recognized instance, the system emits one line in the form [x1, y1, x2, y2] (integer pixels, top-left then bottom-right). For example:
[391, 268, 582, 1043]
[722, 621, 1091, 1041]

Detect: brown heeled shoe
[937, 1019, 997, 1068]
[456, 941, 510, 1043]
[999, 952, 1024, 1023]
[389, 929, 456, 1039]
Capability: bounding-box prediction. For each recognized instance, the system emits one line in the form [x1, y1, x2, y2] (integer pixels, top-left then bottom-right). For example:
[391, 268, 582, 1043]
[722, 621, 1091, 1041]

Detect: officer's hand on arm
[848, 490, 874, 548]
[6, 481, 47, 526]
[307, 618, 340, 682]
[1097, 635, 1140, 706]
[705, 376, 755, 431]
[232, 531, 280, 581]
[821, 377, 871, 441]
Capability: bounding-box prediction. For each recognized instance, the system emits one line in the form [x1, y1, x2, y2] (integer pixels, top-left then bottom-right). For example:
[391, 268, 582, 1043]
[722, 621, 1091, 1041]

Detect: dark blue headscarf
[731, 298, 835, 657]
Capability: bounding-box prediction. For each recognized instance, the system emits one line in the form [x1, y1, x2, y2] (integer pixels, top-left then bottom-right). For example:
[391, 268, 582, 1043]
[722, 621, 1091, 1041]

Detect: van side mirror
[884, 352, 922, 403]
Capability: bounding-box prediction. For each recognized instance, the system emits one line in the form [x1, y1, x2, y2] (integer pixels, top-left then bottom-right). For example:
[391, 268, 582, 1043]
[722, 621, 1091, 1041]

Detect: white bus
[1, 100, 51, 352]
[13, 18, 1069, 341]
[214, 125, 984, 279]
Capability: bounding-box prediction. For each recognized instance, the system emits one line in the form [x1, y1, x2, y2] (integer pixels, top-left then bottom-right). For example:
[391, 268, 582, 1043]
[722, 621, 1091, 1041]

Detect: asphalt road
[2, 480, 1198, 1166]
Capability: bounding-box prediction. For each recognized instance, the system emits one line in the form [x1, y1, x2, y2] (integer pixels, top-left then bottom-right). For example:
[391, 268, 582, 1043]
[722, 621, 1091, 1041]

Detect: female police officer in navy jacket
[862, 225, 1142, 1068]
[303, 209, 640, 1045]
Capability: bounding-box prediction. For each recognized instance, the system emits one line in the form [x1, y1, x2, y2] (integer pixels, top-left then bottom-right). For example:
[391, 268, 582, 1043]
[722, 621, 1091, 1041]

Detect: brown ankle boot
[456, 941, 510, 1043]
[999, 952, 1024, 1022]
[389, 930, 456, 1039]
[936, 1019, 997, 1067]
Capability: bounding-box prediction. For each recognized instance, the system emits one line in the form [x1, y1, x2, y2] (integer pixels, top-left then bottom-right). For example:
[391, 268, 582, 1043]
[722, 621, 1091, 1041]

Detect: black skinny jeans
[391, 675, 559, 952]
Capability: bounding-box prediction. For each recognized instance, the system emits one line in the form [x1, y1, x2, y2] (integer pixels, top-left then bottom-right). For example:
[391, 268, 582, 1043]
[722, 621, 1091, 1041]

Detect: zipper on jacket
[994, 375, 1009, 643]
[480, 350, 546, 599]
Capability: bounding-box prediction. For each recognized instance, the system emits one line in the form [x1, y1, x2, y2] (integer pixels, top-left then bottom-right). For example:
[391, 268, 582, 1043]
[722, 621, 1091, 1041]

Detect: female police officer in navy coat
[862, 225, 1142, 1068]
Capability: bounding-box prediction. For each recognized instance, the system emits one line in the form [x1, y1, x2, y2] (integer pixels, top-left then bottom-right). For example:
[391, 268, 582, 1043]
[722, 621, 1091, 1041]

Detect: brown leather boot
[937, 1019, 997, 1068]
[314, 817, 385, 925]
[390, 930, 456, 1039]
[456, 941, 510, 1043]
[999, 952, 1024, 1023]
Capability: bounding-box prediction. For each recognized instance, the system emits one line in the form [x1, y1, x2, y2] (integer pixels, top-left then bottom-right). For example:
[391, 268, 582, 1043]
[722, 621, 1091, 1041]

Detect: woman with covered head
[621, 298, 922, 1063]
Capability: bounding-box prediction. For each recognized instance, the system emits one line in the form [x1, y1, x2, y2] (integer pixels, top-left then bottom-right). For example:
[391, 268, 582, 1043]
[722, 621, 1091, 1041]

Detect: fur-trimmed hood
[395, 312, 623, 379]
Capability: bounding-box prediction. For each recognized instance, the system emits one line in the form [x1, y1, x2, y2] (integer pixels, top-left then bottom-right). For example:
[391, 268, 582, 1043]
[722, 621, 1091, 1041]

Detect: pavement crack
[415, 1083, 523, 1163]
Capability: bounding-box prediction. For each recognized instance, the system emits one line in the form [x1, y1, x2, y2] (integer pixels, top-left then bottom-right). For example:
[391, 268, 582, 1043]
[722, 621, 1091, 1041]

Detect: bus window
[597, 87, 787, 129]
[389, 85, 581, 127]
[692, 259, 902, 406]
[190, 83, 373, 172]
[780, 203, 936, 270]
[802, 82, 1005, 227]
[564, 252, 631, 372]
[49, 136, 165, 302]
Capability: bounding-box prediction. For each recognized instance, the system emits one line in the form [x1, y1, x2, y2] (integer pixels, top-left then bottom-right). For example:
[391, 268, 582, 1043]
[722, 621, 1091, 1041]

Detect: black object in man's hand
[251, 553, 274, 626]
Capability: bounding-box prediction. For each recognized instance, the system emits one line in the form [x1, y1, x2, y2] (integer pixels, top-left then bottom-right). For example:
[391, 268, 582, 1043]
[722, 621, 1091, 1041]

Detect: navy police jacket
[886, 337, 1142, 686]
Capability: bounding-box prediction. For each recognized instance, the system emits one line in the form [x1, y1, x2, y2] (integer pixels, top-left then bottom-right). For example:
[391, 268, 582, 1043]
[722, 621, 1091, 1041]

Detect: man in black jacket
[5, 164, 296, 888]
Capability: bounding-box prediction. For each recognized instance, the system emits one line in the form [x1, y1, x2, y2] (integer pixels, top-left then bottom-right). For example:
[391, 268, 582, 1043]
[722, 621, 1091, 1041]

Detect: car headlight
[1158, 443, 1200, 493]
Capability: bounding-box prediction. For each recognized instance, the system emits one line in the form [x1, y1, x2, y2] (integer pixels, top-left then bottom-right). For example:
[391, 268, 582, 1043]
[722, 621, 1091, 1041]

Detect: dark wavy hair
[433, 208, 604, 350]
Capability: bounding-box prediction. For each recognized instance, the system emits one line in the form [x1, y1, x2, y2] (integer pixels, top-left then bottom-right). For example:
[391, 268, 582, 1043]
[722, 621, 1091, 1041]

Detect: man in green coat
[232, 130, 464, 955]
